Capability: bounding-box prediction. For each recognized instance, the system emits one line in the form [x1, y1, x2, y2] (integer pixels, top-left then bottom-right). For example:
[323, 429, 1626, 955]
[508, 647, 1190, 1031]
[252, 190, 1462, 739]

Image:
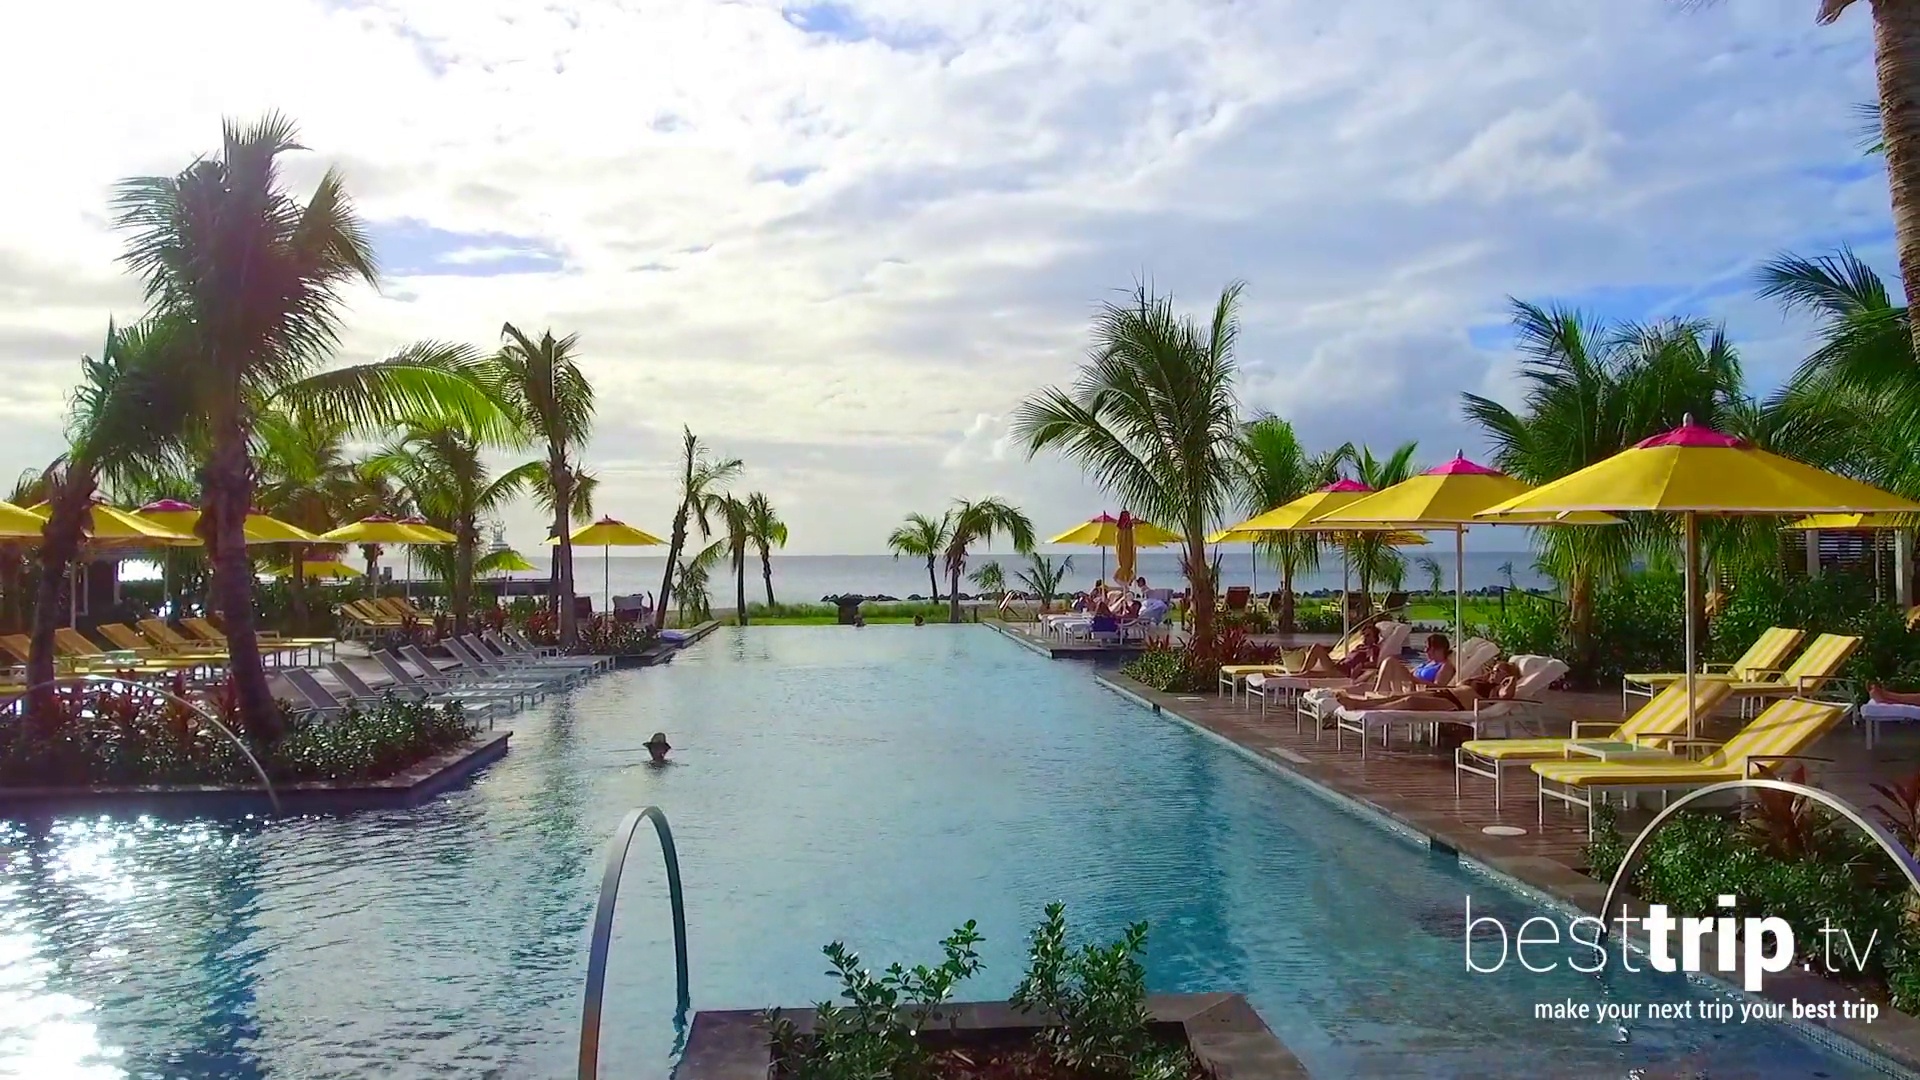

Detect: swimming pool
[0, 626, 1889, 1077]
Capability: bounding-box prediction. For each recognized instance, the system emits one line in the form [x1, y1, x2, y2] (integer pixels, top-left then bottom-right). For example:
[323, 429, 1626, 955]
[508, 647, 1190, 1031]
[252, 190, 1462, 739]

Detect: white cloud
[0, 0, 1887, 552]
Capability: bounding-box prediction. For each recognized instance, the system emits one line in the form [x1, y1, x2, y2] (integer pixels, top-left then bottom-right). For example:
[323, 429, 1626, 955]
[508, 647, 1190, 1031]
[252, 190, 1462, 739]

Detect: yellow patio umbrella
[1050, 512, 1180, 583]
[0, 500, 49, 539]
[1478, 417, 1920, 734]
[1210, 480, 1428, 635]
[32, 501, 196, 544]
[273, 559, 362, 580]
[1785, 513, 1914, 530]
[135, 499, 322, 545]
[397, 515, 458, 544]
[550, 516, 666, 610]
[1312, 455, 1621, 643]
[320, 515, 441, 594]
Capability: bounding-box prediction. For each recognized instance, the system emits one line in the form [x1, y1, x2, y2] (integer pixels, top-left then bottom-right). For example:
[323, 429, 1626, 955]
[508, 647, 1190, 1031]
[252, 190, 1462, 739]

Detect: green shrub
[1482, 593, 1564, 661]
[1585, 569, 1684, 687]
[1119, 628, 1279, 694]
[1011, 903, 1190, 1080]
[1712, 569, 1920, 694]
[1292, 605, 1344, 634]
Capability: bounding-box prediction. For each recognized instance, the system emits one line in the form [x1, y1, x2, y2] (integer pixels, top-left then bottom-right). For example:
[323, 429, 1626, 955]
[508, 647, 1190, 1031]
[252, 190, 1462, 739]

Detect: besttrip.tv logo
[1462, 893, 1879, 992]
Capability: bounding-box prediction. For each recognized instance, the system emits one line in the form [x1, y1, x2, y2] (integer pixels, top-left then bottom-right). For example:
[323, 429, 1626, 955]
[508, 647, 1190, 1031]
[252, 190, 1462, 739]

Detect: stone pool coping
[1096, 671, 1920, 1076]
[677, 993, 1307, 1079]
[0, 730, 511, 817]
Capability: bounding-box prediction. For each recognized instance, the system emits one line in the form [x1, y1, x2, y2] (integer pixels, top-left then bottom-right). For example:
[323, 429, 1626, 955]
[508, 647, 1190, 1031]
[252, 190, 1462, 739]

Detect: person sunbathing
[1292, 623, 1381, 679]
[1870, 684, 1920, 705]
[1332, 661, 1520, 713]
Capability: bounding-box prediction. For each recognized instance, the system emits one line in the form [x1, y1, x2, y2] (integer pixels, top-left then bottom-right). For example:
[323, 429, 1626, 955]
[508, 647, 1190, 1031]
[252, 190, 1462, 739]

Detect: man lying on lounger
[1290, 623, 1382, 680]
[1331, 659, 1521, 713]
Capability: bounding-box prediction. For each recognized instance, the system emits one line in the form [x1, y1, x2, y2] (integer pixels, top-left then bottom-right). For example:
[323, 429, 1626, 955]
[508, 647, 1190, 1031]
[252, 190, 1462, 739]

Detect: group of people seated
[1297, 625, 1523, 719]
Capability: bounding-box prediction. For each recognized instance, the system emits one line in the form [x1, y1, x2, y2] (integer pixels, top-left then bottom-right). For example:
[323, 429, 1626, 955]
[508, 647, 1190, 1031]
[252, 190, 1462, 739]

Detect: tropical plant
[941, 498, 1035, 623]
[655, 428, 741, 629]
[1498, 560, 1517, 591]
[968, 560, 1008, 603]
[886, 511, 952, 602]
[364, 419, 540, 635]
[1011, 903, 1191, 1080]
[1461, 300, 1750, 667]
[1679, 0, 1920, 357]
[1230, 416, 1348, 631]
[1342, 442, 1420, 609]
[1414, 555, 1445, 599]
[27, 320, 191, 729]
[744, 492, 787, 607]
[530, 462, 597, 603]
[1014, 554, 1075, 612]
[673, 539, 725, 625]
[715, 495, 754, 626]
[111, 114, 506, 738]
[1015, 282, 1244, 651]
[492, 323, 594, 647]
[255, 404, 362, 632]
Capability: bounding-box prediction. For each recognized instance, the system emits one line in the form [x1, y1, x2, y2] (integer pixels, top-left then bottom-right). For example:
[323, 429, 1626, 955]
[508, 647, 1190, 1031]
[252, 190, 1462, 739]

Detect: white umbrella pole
[1685, 511, 1699, 739]
[1455, 526, 1466, 646]
[1341, 546, 1351, 639]
[604, 542, 611, 618]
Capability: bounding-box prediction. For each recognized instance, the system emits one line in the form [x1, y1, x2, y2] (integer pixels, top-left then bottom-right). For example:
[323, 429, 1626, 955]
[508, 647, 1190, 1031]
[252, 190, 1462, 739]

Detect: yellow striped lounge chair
[1533, 696, 1848, 833]
[1718, 633, 1861, 714]
[1621, 626, 1802, 710]
[1456, 679, 1732, 809]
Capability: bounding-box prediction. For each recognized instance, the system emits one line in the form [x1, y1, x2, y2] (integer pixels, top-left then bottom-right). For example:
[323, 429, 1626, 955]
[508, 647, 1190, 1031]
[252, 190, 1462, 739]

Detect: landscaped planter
[678, 993, 1306, 1079]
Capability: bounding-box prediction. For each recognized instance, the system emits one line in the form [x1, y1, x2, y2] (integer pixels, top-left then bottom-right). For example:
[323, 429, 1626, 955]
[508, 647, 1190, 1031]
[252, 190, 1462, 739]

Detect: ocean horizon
[494, 550, 1555, 608]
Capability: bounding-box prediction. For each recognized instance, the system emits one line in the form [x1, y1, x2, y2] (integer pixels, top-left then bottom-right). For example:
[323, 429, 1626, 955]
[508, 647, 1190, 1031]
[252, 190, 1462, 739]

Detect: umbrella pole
[1684, 511, 1699, 739]
[604, 542, 611, 621]
[1455, 526, 1466, 646]
[1341, 548, 1351, 639]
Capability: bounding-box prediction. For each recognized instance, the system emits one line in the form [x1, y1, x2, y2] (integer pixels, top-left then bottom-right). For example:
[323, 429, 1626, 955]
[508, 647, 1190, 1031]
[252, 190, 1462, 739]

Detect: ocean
[506, 550, 1555, 608]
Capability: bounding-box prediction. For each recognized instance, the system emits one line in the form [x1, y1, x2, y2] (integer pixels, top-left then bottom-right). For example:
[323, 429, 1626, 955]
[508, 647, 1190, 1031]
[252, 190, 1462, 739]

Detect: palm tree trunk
[1183, 530, 1216, 652]
[1567, 569, 1595, 680]
[1278, 563, 1295, 634]
[735, 551, 748, 626]
[289, 545, 308, 635]
[656, 501, 690, 630]
[453, 521, 475, 637]
[26, 480, 91, 737]
[927, 558, 940, 603]
[1873, 2, 1920, 356]
[205, 433, 281, 741]
[948, 561, 964, 623]
[551, 459, 577, 647]
[761, 547, 776, 607]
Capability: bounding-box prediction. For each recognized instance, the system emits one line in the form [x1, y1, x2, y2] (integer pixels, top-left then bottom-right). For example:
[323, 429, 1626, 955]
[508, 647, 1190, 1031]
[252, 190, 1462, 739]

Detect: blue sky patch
[783, 2, 868, 41]
[754, 165, 819, 186]
[370, 220, 565, 278]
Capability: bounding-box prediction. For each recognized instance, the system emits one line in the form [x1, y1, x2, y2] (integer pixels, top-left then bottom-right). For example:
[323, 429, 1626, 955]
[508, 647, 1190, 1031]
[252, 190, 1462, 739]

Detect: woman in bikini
[1332, 661, 1521, 713]
[1293, 623, 1382, 679]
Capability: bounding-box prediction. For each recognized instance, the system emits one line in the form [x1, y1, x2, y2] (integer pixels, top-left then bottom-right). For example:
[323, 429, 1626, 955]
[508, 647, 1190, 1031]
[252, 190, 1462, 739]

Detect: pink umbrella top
[1424, 454, 1504, 476]
[1320, 479, 1373, 493]
[139, 498, 197, 512]
[1635, 419, 1743, 450]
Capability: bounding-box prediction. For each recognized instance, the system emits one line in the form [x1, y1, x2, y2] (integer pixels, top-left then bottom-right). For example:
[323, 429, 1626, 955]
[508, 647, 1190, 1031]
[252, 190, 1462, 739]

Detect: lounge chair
[1717, 632, 1861, 713]
[345, 600, 404, 628]
[1622, 626, 1804, 710]
[1533, 696, 1849, 832]
[472, 632, 608, 675]
[1457, 678, 1734, 808]
[502, 627, 562, 658]
[1332, 653, 1568, 760]
[56, 628, 209, 674]
[1218, 617, 1396, 702]
[1296, 634, 1498, 731]
[399, 644, 554, 699]
[1247, 622, 1415, 719]
[445, 636, 585, 687]
[96, 622, 204, 660]
[375, 649, 540, 710]
[1223, 586, 1252, 613]
[279, 667, 359, 719]
[183, 617, 337, 664]
[327, 659, 503, 725]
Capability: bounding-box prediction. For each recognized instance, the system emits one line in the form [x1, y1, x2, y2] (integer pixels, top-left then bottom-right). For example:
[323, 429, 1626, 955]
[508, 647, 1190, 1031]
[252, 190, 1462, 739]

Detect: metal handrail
[6, 674, 281, 815]
[578, 805, 689, 1080]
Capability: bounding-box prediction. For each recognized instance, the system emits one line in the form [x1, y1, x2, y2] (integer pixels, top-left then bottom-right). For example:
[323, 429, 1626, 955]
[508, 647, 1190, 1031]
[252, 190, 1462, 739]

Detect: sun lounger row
[0, 619, 339, 678]
[276, 630, 609, 722]
[1622, 627, 1860, 711]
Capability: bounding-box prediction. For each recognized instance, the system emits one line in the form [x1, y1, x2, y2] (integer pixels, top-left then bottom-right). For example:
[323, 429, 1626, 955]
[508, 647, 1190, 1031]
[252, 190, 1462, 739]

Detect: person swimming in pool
[645, 732, 672, 766]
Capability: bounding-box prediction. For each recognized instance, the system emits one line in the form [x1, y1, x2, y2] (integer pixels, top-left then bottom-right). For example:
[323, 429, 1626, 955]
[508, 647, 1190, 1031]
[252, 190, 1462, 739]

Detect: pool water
[0, 626, 1889, 1078]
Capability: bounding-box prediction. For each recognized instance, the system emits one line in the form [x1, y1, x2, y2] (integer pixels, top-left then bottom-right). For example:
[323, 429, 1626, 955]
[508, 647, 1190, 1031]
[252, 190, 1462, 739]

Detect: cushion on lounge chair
[1532, 697, 1845, 786]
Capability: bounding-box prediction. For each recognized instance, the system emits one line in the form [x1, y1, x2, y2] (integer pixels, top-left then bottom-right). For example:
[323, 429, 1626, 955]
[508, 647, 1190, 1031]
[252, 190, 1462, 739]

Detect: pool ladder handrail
[578, 805, 690, 1080]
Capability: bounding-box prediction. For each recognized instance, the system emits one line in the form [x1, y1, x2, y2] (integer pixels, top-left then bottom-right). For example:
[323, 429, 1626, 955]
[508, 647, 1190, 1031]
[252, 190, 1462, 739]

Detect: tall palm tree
[1680, 0, 1920, 355]
[1343, 442, 1420, 613]
[112, 114, 506, 738]
[1014, 282, 1243, 650]
[655, 428, 742, 629]
[1414, 555, 1445, 599]
[27, 321, 190, 729]
[886, 511, 951, 602]
[674, 539, 725, 626]
[715, 495, 754, 626]
[255, 405, 361, 633]
[492, 323, 594, 647]
[941, 498, 1035, 623]
[968, 560, 1008, 605]
[1014, 554, 1075, 613]
[1230, 416, 1349, 632]
[531, 465, 597, 607]
[1461, 299, 1749, 662]
[365, 419, 541, 635]
[744, 492, 788, 607]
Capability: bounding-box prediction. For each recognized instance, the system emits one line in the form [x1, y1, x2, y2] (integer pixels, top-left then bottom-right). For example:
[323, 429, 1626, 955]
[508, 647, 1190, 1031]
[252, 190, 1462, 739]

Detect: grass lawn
[676, 594, 1541, 628]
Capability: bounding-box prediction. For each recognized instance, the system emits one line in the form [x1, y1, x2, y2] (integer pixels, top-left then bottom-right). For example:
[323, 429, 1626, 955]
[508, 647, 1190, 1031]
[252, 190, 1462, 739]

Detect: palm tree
[530, 465, 597, 606]
[1680, 0, 1920, 356]
[941, 498, 1035, 623]
[1461, 299, 1749, 663]
[1414, 555, 1445, 599]
[112, 114, 506, 738]
[744, 493, 788, 607]
[28, 321, 190, 729]
[1014, 554, 1075, 613]
[968, 560, 1008, 606]
[1014, 282, 1243, 650]
[886, 511, 951, 602]
[255, 405, 362, 633]
[365, 419, 541, 635]
[674, 540, 725, 625]
[715, 495, 754, 626]
[1343, 442, 1420, 612]
[493, 323, 594, 647]
[1230, 416, 1349, 632]
[655, 428, 742, 628]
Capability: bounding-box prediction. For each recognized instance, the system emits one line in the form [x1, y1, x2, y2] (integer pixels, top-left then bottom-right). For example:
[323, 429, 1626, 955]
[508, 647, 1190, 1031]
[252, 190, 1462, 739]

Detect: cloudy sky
[0, 0, 1892, 554]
